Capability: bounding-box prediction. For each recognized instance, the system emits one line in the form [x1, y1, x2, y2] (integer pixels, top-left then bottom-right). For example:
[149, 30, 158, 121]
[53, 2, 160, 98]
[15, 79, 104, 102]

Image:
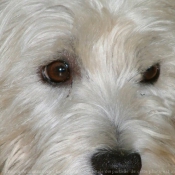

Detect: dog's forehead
[0, 0, 172, 80]
[69, 2, 161, 74]
[18, 0, 167, 84]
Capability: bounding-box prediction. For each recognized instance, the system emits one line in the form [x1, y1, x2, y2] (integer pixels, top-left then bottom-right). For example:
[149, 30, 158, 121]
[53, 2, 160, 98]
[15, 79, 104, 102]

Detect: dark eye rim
[40, 59, 72, 86]
[140, 63, 160, 84]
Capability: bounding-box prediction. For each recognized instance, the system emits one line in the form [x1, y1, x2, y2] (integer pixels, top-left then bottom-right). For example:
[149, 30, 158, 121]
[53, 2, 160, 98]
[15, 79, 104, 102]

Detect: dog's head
[1, 0, 175, 174]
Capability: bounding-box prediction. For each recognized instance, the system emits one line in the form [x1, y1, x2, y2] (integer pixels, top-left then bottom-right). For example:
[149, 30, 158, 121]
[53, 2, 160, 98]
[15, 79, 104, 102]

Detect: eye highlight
[141, 64, 160, 84]
[41, 60, 71, 84]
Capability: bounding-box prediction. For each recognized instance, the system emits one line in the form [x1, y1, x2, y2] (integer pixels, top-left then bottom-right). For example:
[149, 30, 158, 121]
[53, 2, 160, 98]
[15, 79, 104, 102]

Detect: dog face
[1, 0, 175, 174]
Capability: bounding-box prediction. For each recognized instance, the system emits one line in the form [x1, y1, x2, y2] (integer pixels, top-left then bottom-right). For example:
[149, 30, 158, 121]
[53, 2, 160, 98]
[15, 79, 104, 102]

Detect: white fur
[1, 0, 175, 174]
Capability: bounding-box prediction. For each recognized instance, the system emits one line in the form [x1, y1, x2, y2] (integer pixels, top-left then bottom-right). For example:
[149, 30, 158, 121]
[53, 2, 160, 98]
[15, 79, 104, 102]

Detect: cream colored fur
[1, 0, 175, 174]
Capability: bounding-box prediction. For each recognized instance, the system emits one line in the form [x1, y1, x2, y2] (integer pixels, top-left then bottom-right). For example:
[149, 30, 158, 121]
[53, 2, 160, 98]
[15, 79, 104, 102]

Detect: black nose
[91, 150, 142, 175]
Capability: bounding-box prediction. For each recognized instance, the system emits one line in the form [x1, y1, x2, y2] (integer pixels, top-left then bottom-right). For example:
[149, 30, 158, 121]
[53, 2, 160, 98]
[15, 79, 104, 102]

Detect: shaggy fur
[1, 0, 175, 174]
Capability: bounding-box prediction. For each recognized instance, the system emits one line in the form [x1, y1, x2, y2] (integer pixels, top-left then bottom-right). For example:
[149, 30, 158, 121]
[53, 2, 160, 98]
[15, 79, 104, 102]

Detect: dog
[1, 0, 175, 174]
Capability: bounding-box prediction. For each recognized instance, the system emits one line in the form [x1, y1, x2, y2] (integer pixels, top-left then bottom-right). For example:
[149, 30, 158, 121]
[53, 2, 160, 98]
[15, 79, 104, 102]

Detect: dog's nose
[91, 150, 142, 175]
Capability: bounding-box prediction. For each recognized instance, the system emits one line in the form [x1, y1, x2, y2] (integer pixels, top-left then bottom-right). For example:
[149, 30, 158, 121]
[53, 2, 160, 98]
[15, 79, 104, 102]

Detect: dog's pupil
[141, 64, 160, 83]
[49, 61, 70, 82]
[145, 66, 157, 79]
[42, 60, 70, 84]
[54, 64, 68, 76]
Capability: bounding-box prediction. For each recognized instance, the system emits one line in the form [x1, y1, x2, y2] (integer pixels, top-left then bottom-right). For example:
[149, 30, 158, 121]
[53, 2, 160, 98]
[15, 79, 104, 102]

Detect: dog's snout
[91, 150, 142, 175]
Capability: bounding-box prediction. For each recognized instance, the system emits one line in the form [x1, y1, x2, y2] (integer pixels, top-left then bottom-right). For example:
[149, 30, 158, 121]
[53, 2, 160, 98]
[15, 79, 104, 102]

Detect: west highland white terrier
[1, 0, 175, 175]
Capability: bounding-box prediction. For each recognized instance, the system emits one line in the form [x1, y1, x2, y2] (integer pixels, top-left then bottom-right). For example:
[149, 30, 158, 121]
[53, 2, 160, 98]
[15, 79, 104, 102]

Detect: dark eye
[41, 60, 70, 84]
[141, 64, 160, 83]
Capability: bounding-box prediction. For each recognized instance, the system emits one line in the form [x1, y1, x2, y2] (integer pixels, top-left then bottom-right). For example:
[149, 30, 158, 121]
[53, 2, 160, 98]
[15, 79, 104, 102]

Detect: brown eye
[41, 60, 70, 84]
[141, 64, 160, 83]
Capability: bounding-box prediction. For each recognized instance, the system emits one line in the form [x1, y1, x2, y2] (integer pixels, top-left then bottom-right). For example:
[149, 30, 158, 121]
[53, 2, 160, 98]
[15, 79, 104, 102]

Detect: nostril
[91, 150, 142, 175]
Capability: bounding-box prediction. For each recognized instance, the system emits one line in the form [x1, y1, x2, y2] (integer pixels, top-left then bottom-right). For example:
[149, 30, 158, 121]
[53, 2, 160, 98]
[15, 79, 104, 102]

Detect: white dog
[1, 0, 175, 174]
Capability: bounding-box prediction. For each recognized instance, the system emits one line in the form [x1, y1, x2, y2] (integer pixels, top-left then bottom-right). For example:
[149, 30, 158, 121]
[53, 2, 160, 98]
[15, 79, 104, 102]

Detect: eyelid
[140, 62, 160, 72]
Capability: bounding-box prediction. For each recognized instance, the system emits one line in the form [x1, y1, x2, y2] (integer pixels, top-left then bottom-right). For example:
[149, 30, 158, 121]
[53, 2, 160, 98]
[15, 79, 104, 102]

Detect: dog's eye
[41, 60, 70, 84]
[141, 64, 160, 83]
